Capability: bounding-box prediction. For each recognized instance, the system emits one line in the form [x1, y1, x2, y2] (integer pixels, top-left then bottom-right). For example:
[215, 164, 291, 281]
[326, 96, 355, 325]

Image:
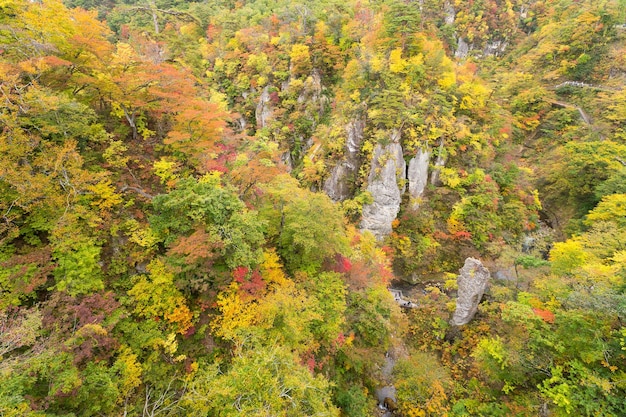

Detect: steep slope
[1, 0, 625, 416]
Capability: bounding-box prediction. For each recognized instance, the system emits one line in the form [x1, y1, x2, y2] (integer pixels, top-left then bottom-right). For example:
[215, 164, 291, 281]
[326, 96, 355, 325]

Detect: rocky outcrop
[323, 119, 365, 201]
[323, 163, 351, 199]
[451, 258, 491, 326]
[430, 138, 446, 186]
[360, 130, 405, 240]
[234, 116, 247, 133]
[444, 1, 455, 25]
[455, 37, 509, 59]
[455, 37, 471, 59]
[255, 85, 273, 128]
[297, 69, 327, 117]
[483, 40, 508, 57]
[287, 69, 328, 172]
[520, 4, 529, 19]
[407, 147, 430, 208]
[281, 151, 293, 172]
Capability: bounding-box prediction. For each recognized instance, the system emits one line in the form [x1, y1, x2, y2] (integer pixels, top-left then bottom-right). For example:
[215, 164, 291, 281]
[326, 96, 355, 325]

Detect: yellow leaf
[389, 48, 407, 73]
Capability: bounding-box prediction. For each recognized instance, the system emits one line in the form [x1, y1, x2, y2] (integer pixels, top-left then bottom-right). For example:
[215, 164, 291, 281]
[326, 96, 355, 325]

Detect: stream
[374, 286, 415, 416]
[375, 352, 397, 417]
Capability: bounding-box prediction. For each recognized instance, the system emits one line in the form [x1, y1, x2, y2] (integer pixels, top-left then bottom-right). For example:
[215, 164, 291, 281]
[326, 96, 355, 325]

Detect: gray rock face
[345, 118, 365, 155]
[444, 1, 455, 25]
[297, 69, 326, 116]
[430, 138, 446, 186]
[235, 117, 247, 133]
[520, 4, 528, 19]
[360, 130, 405, 240]
[493, 268, 516, 282]
[483, 40, 508, 57]
[455, 37, 471, 59]
[323, 118, 365, 201]
[323, 163, 352, 201]
[407, 147, 430, 208]
[255, 86, 273, 128]
[281, 150, 293, 172]
[452, 258, 491, 326]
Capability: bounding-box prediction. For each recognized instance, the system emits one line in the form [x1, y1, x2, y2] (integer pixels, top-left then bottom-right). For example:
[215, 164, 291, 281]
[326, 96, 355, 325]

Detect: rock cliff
[360, 130, 406, 240]
[430, 138, 446, 186]
[407, 147, 430, 209]
[255, 85, 273, 128]
[323, 118, 366, 201]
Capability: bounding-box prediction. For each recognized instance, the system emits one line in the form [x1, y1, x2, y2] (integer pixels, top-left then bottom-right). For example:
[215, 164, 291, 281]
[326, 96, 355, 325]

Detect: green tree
[183, 346, 340, 416]
[545, 140, 626, 217]
[303, 271, 347, 345]
[394, 351, 451, 416]
[151, 173, 265, 272]
[260, 175, 348, 273]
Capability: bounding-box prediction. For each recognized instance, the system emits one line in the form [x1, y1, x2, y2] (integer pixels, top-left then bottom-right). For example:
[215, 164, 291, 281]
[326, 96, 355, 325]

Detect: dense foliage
[1, 0, 625, 415]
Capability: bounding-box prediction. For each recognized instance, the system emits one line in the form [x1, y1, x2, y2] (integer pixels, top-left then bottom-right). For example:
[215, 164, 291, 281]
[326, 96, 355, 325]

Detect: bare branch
[120, 185, 154, 200]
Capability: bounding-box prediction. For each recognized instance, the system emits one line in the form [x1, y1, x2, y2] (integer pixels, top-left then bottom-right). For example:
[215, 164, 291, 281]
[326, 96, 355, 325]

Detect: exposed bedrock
[451, 258, 491, 326]
[407, 146, 430, 209]
[323, 118, 365, 201]
[360, 130, 406, 240]
[255, 85, 273, 128]
[430, 138, 446, 186]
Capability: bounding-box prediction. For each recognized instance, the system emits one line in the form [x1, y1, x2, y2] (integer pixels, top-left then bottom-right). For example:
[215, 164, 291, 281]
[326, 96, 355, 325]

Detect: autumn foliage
[1, 0, 626, 416]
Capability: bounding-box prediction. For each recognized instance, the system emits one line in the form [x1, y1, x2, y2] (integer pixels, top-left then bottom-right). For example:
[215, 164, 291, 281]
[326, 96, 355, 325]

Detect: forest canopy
[1, 0, 626, 416]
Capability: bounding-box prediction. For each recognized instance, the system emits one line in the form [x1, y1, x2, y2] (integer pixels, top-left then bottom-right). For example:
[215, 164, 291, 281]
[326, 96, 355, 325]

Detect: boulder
[383, 397, 397, 413]
[402, 272, 420, 285]
[451, 258, 491, 326]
